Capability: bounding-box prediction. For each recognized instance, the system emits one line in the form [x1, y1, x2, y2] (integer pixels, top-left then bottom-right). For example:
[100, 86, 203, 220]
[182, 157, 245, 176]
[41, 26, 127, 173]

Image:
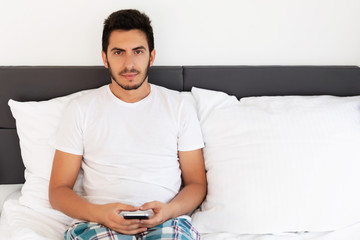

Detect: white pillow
[0, 184, 22, 214]
[8, 89, 92, 217]
[179, 91, 197, 109]
[190, 87, 239, 125]
[191, 87, 360, 234]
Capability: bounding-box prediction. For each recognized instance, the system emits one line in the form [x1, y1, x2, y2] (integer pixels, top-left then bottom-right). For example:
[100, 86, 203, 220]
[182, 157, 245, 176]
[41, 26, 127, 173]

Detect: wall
[0, 0, 359, 66]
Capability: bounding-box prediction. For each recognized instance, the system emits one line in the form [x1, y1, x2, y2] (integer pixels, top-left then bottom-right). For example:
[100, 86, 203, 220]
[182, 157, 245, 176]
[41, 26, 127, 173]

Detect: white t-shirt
[54, 84, 204, 206]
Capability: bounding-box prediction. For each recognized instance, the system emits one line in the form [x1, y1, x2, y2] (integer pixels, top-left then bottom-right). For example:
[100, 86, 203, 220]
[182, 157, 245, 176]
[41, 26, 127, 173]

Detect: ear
[102, 51, 109, 68]
[149, 49, 156, 67]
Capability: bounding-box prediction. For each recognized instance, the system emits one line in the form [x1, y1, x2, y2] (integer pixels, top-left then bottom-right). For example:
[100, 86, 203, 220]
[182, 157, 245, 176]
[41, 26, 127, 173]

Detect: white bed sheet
[201, 223, 360, 240]
[0, 192, 71, 240]
[1, 192, 360, 240]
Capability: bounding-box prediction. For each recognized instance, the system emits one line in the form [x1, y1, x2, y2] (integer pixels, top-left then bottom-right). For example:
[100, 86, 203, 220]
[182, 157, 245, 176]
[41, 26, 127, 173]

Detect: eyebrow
[133, 46, 146, 51]
[110, 46, 147, 52]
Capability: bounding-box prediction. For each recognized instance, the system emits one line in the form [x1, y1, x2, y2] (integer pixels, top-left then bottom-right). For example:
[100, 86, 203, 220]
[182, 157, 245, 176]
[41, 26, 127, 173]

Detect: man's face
[102, 29, 155, 91]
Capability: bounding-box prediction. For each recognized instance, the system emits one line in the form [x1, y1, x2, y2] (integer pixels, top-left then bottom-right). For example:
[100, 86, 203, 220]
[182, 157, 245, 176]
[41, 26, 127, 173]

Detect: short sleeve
[52, 100, 84, 155]
[177, 100, 205, 151]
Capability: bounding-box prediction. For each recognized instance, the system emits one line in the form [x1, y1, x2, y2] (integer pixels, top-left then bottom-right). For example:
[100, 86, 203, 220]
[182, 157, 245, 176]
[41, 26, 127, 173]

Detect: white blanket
[0, 199, 69, 240]
[1, 195, 360, 240]
[201, 224, 360, 240]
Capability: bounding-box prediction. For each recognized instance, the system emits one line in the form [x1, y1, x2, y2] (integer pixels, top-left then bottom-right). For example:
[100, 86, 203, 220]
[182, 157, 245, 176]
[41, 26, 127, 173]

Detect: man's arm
[140, 148, 207, 227]
[49, 149, 147, 234]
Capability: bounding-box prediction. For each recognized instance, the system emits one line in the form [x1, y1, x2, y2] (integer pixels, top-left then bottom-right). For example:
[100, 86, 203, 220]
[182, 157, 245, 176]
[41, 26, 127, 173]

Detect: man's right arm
[48, 149, 147, 234]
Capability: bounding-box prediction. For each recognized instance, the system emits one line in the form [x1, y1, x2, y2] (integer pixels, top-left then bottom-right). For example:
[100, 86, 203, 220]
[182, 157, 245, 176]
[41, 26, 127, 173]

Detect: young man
[48, 9, 206, 240]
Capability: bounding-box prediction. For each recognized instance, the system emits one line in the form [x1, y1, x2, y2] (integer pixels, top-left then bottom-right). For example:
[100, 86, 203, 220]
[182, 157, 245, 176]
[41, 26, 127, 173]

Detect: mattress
[1, 191, 360, 240]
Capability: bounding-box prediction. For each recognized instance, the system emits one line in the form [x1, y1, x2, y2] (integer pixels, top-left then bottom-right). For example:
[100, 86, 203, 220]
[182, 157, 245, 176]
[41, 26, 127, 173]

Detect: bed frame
[1, 65, 360, 184]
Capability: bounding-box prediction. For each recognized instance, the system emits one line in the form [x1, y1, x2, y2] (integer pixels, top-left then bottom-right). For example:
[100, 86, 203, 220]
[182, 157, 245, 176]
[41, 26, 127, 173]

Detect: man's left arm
[140, 148, 207, 227]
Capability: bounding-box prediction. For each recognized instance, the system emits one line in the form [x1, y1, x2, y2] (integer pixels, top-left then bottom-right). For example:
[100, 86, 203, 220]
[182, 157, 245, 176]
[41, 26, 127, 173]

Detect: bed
[1, 65, 360, 239]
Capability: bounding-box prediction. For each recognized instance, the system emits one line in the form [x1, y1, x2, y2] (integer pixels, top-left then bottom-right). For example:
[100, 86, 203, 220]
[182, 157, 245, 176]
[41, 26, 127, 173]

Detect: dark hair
[102, 9, 154, 54]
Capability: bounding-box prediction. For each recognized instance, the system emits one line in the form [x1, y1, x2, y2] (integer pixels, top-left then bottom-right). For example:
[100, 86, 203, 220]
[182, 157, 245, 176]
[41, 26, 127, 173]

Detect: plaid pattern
[64, 218, 201, 240]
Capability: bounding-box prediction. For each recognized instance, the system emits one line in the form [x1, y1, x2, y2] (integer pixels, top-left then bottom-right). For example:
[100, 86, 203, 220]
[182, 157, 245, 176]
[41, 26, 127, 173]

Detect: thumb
[140, 201, 157, 211]
[118, 203, 139, 211]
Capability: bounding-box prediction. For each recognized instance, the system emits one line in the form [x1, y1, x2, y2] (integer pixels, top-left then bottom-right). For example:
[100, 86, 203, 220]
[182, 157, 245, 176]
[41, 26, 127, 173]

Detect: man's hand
[94, 203, 148, 235]
[138, 201, 172, 228]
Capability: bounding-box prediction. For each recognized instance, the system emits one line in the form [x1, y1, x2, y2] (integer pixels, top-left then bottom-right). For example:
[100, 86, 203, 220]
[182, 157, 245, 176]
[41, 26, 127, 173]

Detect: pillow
[190, 87, 360, 234]
[8, 89, 92, 219]
[190, 87, 239, 125]
[0, 184, 22, 214]
[179, 91, 197, 109]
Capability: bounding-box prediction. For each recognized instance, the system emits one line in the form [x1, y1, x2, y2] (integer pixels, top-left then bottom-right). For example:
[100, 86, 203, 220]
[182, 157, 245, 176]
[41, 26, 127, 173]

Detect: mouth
[121, 73, 138, 80]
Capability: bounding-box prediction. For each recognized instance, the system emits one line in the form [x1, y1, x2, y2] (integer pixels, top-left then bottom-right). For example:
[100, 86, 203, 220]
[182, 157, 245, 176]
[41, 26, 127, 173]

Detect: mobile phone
[120, 210, 154, 219]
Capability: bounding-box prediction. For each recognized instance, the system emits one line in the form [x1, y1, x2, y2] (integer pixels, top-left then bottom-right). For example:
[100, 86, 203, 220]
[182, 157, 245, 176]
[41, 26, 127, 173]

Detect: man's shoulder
[151, 84, 197, 114]
[151, 84, 179, 93]
[151, 84, 182, 101]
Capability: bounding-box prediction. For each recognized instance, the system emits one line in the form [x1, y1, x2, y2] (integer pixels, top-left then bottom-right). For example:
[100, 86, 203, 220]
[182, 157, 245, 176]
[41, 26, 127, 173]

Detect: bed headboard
[1, 65, 360, 184]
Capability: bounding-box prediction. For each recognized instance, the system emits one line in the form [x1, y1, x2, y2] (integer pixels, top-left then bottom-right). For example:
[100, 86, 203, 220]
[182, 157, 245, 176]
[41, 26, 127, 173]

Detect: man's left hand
[139, 201, 173, 228]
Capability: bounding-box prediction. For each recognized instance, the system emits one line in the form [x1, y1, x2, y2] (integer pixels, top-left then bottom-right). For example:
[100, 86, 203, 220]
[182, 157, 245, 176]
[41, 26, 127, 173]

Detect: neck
[109, 81, 151, 103]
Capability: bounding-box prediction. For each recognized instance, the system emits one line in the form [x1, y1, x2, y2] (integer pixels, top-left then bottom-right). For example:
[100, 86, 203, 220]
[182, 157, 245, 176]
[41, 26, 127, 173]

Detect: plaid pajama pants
[64, 218, 201, 240]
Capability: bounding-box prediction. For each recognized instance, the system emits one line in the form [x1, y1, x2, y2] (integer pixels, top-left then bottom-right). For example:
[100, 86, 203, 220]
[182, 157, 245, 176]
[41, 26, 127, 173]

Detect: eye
[135, 50, 144, 55]
[114, 51, 122, 55]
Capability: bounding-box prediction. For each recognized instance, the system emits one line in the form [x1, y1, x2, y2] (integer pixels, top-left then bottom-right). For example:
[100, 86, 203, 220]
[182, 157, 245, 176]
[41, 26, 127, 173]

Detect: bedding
[1, 66, 360, 240]
[3, 190, 360, 240]
[7, 91, 90, 213]
[191, 87, 360, 234]
[1, 194, 67, 239]
[0, 184, 22, 213]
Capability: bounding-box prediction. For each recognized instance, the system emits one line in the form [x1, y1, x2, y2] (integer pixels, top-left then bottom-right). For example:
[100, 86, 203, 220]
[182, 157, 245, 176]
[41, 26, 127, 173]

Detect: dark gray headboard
[1, 65, 360, 184]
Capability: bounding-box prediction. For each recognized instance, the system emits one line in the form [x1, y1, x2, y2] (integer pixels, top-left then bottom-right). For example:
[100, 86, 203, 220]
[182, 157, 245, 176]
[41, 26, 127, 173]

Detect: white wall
[0, 0, 359, 66]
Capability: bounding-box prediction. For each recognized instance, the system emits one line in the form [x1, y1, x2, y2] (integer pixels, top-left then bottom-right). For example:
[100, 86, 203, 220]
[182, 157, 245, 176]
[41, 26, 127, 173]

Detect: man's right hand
[93, 202, 148, 235]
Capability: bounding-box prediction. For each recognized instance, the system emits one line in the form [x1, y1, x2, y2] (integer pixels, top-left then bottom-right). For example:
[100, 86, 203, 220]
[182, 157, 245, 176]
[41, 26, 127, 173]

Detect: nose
[123, 53, 135, 70]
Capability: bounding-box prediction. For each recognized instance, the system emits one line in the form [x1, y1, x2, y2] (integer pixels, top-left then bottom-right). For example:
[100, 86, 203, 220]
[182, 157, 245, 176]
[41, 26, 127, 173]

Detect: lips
[121, 73, 138, 80]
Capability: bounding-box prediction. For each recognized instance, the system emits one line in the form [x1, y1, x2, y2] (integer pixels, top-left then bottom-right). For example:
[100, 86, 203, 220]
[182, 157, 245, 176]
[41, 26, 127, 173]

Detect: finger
[118, 203, 140, 211]
[112, 213, 143, 226]
[139, 219, 151, 226]
[139, 215, 162, 228]
[120, 219, 142, 226]
[114, 205, 140, 216]
[139, 220, 157, 229]
[140, 201, 158, 210]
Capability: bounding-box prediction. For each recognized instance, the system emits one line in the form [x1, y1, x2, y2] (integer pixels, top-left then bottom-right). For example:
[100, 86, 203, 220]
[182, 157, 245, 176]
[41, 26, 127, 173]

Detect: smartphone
[120, 210, 154, 219]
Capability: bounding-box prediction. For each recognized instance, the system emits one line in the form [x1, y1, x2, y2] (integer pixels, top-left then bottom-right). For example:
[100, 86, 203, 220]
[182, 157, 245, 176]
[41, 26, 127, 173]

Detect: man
[49, 9, 206, 240]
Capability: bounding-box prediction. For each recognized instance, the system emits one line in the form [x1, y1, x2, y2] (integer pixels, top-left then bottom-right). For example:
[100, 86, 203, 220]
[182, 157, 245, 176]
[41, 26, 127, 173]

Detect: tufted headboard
[1, 65, 360, 184]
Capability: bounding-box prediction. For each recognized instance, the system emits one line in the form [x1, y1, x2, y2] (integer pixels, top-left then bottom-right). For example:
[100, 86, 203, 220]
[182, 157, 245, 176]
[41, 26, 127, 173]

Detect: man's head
[102, 9, 154, 55]
[101, 9, 155, 91]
